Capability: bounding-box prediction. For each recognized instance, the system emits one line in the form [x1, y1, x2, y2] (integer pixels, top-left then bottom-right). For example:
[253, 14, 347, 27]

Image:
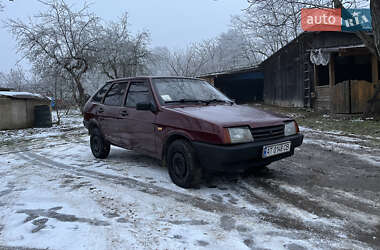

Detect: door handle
[98, 107, 104, 113]
[120, 110, 128, 117]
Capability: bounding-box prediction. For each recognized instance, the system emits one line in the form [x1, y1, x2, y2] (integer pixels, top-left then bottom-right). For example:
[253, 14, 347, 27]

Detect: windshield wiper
[164, 99, 208, 104]
[205, 99, 233, 105]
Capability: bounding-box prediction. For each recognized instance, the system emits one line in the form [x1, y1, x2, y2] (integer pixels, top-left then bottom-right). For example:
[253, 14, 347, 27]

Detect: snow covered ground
[0, 112, 379, 249]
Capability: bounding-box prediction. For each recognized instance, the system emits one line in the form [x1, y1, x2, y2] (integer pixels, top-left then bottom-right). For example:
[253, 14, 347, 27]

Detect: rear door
[97, 82, 129, 146]
[124, 81, 158, 156]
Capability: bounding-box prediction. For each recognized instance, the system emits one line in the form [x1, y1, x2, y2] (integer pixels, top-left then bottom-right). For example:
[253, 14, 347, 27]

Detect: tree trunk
[74, 77, 87, 113]
[372, 0, 380, 59]
[367, 0, 380, 113]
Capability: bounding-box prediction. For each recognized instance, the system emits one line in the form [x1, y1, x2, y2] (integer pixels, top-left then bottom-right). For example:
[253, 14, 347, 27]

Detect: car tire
[90, 128, 110, 159]
[167, 139, 202, 188]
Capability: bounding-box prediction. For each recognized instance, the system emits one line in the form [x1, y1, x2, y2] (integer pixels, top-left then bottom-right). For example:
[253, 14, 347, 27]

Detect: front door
[98, 82, 129, 146]
[124, 81, 157, 157]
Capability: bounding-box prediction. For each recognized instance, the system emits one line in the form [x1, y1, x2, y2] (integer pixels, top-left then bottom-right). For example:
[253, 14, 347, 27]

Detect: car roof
[106, 76, 202, 84]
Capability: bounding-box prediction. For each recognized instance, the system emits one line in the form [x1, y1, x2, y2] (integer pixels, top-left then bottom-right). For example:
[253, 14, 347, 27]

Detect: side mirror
[136, 102, 157, 112]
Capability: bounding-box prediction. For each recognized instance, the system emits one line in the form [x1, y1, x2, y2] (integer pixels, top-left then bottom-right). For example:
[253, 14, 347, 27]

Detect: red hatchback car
[84, 77, 303, 188]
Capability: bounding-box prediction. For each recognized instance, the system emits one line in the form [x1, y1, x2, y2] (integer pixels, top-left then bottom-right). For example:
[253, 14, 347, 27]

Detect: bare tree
[7, 0, 100, 112]
[0, 0, 14, 11]
[0, 66, 29, 91]
[150, 30, 259, 77]
[233, 0, 369, 58]
[371, 0, 380, 57]
[211, 29, 260, 70]
[33, 66, 77, 124]
[152, 43, 210, 77]
[96, 13, 151, 79]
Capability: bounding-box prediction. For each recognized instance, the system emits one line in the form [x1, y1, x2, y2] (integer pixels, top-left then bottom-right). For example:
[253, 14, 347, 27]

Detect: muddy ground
[0, 111, 379, 249]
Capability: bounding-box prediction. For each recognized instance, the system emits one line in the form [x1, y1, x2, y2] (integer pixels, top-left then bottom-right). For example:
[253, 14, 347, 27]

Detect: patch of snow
[272, 181, 380, 227]
[299, 126, 344, 136]
[351, 118, 364, 122]
[36, 142, 266, 214]
[303, 138, 380, 167]
[239, 181, 343, 228]
[0, 110, 85, 147]
[322, 187, 380, 208]
[0, 152, 333, 250]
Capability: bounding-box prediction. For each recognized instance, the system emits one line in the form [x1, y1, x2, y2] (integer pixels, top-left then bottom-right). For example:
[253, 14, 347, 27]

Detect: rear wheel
[90, 128, 110, 159]
[167, 139, 202, 188]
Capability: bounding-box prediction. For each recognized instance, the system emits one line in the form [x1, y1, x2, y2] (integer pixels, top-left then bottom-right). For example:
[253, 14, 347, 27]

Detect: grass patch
[250, 103, 380, 139]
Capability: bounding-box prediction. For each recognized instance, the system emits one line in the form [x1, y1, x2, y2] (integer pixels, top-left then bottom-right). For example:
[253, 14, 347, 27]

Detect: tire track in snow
[18, 151, 351, 243]
[237, 178, 380, 246]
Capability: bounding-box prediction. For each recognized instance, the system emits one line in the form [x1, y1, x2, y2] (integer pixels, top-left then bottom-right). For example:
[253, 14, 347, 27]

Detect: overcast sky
[0, 0, 248, 72]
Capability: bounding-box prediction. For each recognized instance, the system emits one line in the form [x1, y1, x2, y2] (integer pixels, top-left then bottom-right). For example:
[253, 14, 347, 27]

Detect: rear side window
[103, 83, 128, 106]
[125, 82, 151, 108]
[92, 83, 111, 103]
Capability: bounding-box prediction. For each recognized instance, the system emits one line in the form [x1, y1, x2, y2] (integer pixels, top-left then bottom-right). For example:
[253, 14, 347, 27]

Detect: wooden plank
[333, 81, 350, 114]
[315, 86, 331, 111]
[329, 55, 335, 87]
[328, 55, 335, 112]
[351, 80, 374, 113]
[339, 47, 371, 56]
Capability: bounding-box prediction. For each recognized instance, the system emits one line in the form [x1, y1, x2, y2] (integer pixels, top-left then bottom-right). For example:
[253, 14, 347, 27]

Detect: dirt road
[0, 123, 379, 249]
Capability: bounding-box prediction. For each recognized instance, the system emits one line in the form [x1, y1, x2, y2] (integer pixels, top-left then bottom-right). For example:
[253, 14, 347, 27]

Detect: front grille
[251, 125, 284, 142]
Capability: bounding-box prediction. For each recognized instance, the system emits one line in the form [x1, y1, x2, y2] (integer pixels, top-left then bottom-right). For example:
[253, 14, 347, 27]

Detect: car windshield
[152, 78, 232, 105]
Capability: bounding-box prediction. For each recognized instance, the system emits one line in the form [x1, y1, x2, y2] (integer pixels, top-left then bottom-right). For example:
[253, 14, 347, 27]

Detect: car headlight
[227, 127, 254, 144]
[284, 121, 298, 136]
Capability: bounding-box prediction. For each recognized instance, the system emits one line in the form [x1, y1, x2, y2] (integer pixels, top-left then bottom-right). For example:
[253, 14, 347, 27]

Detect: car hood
[166, 104, 290, 128]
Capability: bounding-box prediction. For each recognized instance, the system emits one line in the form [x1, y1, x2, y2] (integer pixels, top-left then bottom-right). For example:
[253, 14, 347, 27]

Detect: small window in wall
[316, 65, 329, 86]
[103, 83, 128, 106]
[125, 82, 151, 108]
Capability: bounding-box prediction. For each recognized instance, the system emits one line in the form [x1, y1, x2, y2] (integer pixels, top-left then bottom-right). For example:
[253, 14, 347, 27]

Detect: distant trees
[152, 44, 209, 77]
[0, 66, 29, 91]
[150, 29, 259, 77]
[7, 0, 151, 112]
[232, 0, 303, 58]
[95, 13, 151, 79]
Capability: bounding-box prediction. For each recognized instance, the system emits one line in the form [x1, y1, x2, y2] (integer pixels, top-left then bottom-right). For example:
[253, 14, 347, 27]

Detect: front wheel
[90, 128, 110, 159]
[167, 139, 202, 188]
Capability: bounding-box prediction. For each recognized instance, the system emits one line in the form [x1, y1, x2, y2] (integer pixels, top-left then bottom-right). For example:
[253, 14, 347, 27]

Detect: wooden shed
[261, 31, 380, 113]
[200, 66, 264, 104]
[0, 91, 52, 130]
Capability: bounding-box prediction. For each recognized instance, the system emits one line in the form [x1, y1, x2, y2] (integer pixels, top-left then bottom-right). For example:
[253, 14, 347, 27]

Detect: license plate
[262, 141, 291, 158]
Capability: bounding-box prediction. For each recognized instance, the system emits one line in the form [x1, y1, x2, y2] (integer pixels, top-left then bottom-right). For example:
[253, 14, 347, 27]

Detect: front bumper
[193, 133, 303, 173]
